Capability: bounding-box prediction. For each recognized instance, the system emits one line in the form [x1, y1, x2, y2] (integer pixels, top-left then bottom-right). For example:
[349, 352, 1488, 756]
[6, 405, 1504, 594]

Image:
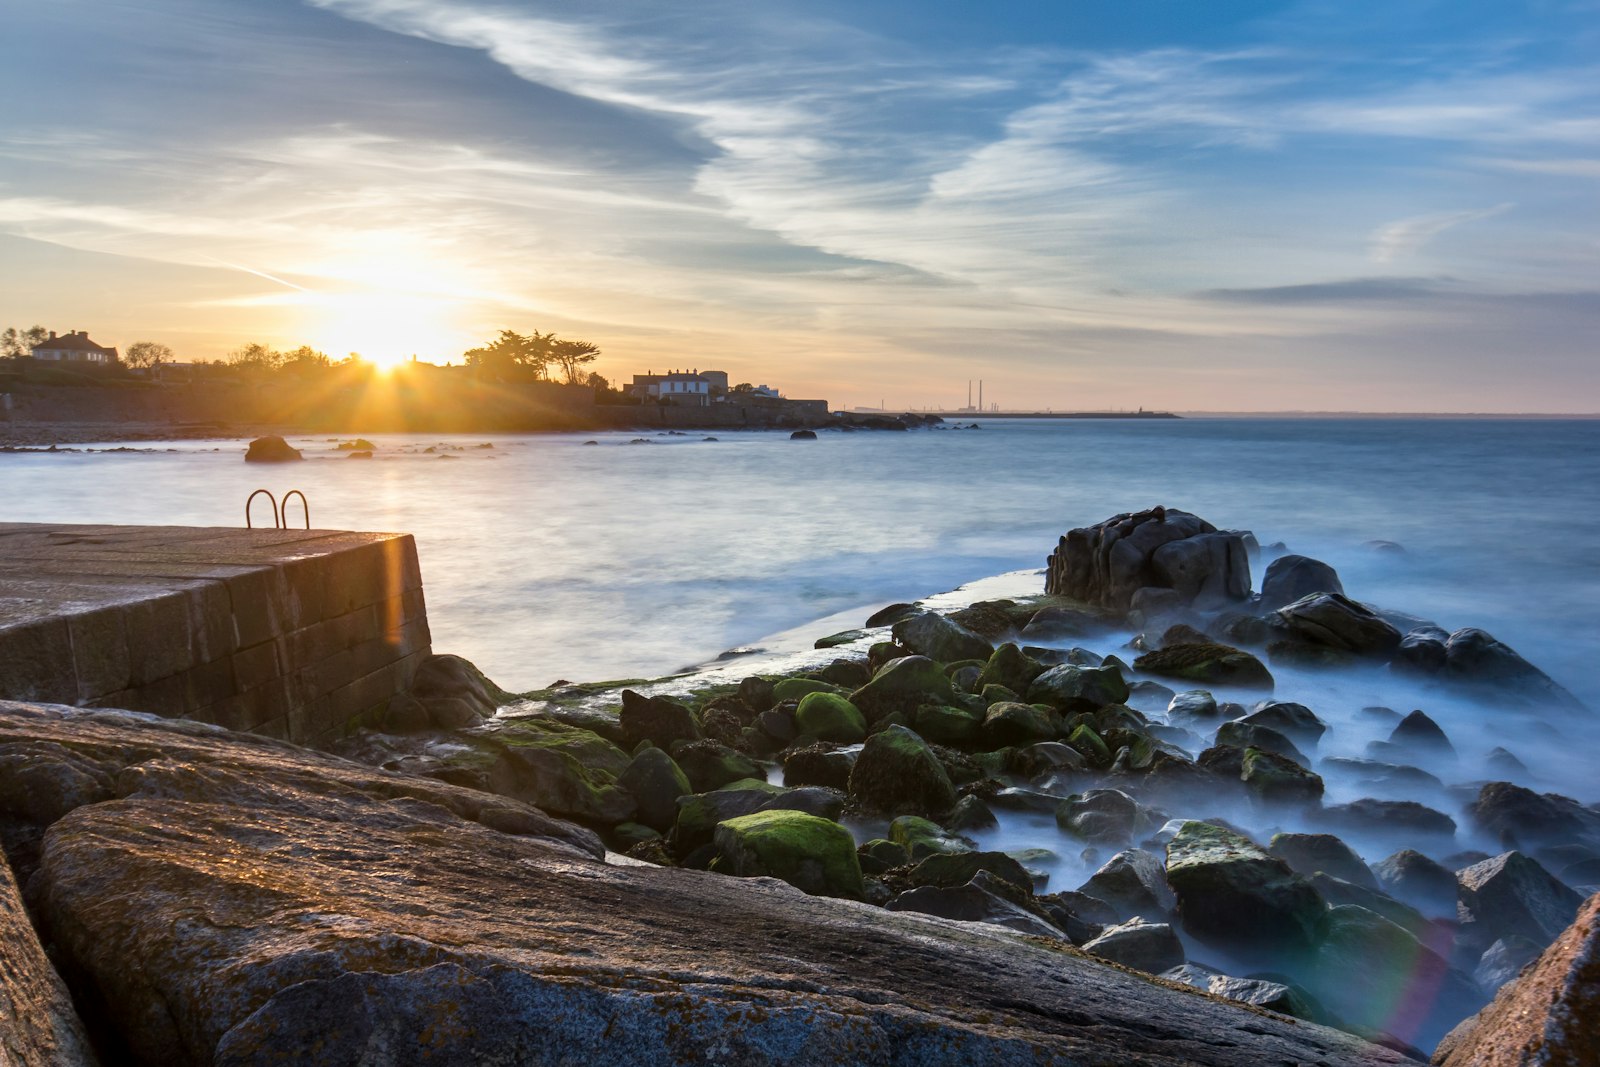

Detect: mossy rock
[671, 740, 763, 793]
[814, 629, 868, 649]
[849, 725, 959, 816]
[892, 611, 995, 664]
[609, 821, 663, 851]
[712, 809, 864, 899]
[619, 690, 701, 750]
[979, 683, 1021, 706]
[982, 702, 1061, 748]
[976, 643, 1046, 696]
[1027, 664, 1130, 712]
[794, 692, 867, 744]
[913, 703, 983, 746]
[1134, 643, 1274, 689]
[857, 837, 911, 876]
[617, 747, 692, 832]
[1164, 821, 1327, 958]
[490, 720, 635, 825]
[1067, 723, 1112, 767]
[888, 815, 972, 860]
[1240, 747, 1324, 806]
[772, 678, 844, 704]
[850, 656, 955, 722]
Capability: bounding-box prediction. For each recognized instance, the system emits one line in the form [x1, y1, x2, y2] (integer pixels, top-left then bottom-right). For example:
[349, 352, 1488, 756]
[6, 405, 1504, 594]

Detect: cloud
[1198, 277, 1454, 303]
[1369, 203, 1513, 263]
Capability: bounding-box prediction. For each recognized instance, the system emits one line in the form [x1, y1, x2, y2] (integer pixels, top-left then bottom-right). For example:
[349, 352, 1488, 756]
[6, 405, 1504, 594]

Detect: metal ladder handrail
[245, 489, 311, 530]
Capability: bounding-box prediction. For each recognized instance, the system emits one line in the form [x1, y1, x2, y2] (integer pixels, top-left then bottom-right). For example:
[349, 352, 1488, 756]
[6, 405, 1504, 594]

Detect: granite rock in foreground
[0, 700, 1422, 1066]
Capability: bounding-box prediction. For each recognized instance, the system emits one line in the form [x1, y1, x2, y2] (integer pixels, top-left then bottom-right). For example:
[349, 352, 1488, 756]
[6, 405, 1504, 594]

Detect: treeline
[462, 329, 601, 384]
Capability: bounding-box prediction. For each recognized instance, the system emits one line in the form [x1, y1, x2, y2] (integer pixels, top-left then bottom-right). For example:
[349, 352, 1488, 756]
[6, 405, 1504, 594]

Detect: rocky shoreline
[2, 506, 1596, 1063]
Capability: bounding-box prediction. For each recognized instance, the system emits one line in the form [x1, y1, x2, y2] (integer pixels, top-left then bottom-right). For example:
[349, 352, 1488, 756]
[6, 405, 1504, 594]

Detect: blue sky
[2, 0, 1597, 410]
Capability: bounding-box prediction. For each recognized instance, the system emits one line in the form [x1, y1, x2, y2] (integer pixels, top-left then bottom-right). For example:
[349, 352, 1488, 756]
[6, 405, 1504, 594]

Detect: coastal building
[30, 330, 119, 364]
[627, 369, 716, 406]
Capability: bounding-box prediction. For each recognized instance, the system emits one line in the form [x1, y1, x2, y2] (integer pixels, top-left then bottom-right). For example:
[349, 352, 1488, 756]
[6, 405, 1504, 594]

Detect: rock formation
[1045, 507, 1251, 614]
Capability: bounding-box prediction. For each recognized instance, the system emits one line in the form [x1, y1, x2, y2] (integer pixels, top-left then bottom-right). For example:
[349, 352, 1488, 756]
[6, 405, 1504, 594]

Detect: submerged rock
[1276, 593, 1402, 658]
[1258, 555, 1344, 611]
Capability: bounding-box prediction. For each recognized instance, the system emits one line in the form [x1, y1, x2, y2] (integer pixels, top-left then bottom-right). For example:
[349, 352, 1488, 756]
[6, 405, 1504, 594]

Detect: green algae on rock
[712, 808, 865, 899]
[793, 691, 867, 743]
[1134, 642, 1275, 689]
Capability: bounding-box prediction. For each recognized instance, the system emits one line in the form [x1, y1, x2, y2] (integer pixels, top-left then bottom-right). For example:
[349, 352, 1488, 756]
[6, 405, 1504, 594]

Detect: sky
[2, 0, 1597, 411]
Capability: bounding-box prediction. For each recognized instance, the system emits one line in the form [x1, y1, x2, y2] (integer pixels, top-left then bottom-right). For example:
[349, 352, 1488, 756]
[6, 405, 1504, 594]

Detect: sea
[6, 416, 1600, 1039]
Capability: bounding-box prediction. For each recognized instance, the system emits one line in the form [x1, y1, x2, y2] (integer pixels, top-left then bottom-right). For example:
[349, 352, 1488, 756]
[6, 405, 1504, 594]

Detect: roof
[662, 372, 706, 381]
[31, 331, 117, 355]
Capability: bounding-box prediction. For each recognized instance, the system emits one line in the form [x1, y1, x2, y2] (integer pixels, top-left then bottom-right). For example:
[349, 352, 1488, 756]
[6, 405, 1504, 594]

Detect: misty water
[6, 416, 1600, 998]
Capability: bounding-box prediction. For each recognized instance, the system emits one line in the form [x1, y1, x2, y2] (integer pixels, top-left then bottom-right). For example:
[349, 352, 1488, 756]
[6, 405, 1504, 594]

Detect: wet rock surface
[0, 701, 1421, 1067]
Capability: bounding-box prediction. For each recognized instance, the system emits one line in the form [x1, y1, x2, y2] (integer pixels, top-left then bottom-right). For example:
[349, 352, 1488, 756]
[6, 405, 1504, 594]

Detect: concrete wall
[0, 524, 430, 745]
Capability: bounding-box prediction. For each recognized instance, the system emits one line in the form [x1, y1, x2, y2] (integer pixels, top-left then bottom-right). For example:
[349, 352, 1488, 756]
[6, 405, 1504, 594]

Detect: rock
[1164, 821, 1327, 960]
[888, 815, 972, 860]
[906, 851, 1035, 893]
[1276, 593, 1402, 657]
[1391, 630, 1449, 678]
[1320, 757, 1443, 797]
[864, 602, 918, 627]
[1, 701, 1416, 1067]
[814, 629, 868, 650]
[945, 794, 998, 832]
[892, 612, 995, 664]
[672, 781, 845, 855]
[1026, 664, 1130, 711]
[816, 659, 873, 688]
[886, 873, 1066, 940]
[789, 429, 817, 439]
[712, 809, 864, 899]
[1318, 799, 1456, 842]
[847, 725, 957, 816]
[1044, 508, 1251, 613]
[1309, 873, 1432, 939]
[1388, 711, 1455, 760]
[243, 434, 302, 462]
[0, 840, 97, 1065]
[981, 702, 1060, 747]
[1164, 965, 1322, 1022]
[345, 449, 373, 459]
[1441, 627, 1585, 708]
[409, 652, 503, 722]
[1484, 747, 1529, 778]
[1066, 724, 1113, 767]
[1083, 918, 1186, 974]
[619, 689, 700, 750]
[1240, 748, 1324, 806]
[1133, 643, 1274, 689]
[1160, 623, 1213, 647]
[1435, 893, 1600, 1066]
[912, 703, 984, 745]
[1125, 679, 1177, 710]
[1258, 555, 1344, 611]
[1457, 851, 1583, 947]
[1470, 781, 1600, 852]
[1078, 848, 1176, 921]
[671, 740, 761, 793]
[848, 656, 954, 721]
[1056, 789, 1144, 846]
[1237, 701, 1326, 749]
[856, 838, 910, 875]
[975, 643, 1046, 695]
[1472, 935, 1542, 992]
[478, 719, 637, 826]
[738, 676, 777, 713]
[617, 747, 692, 832]
[1373, 850, 1461, 917]
[793, 692, 867, 743]
[1214, 721, 1308, 765]
[1018, 605, 1110, 641]
[1269, 833, 1379, 890]
[1307, 905, 1481, 1051]
[1167, 689, 1218, 724]
[754, 708, 796, 744]
[780, 744, 856, 791]
[771, 677, 841, 704]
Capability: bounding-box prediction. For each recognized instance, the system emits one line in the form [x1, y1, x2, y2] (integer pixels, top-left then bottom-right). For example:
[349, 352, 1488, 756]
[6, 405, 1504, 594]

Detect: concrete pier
[0, 523, 430, 744]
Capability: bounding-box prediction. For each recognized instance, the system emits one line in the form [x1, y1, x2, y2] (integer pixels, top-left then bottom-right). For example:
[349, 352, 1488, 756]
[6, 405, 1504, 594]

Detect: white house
[627, 369, 715, 406]
[30, 330, 118, 364]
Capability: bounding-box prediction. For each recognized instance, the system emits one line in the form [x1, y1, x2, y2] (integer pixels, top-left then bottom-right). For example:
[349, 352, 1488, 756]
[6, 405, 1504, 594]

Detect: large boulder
[1078, 848, 1176, 921]
[793, 692, 867, 743]
[1133, 643, 1274, 689]
[1164, 821, 1328, 961]
[1435, 892, 1600, 1066]
[848, 656, 954, 721]
[712, 809, 864, 900]
[619, 689, 700, 750]
[975, 643, 1047, 695]
[1276, 594, 1402, 658]
[1239, 747, 1324, 806]
[672, 781, 845, 855]
[1269, 833, 1379, 891]
[981, 702, 1059, 747]
[1045, 508, 1251, 614]
[891, 612, 995, 665]
[847, 724, 957, 816]
[1236, 701, 1326, 749]
[1258, 555, 1344, 611]
[616, 747, 692, 833]
[473, 719, 637, 826]
[1027, 664, 1130, 711]
[886, 873, 1065, 941]
[1441, 628, 1585, 708]
[1457, 851, 1583, 948]
[0, 700, 1425, 1067]
[0, 845, 97, 1065]
[1470, 781, 1600, 852]
[243, 435, 302, 462]
[1373, 850, 1460, 917]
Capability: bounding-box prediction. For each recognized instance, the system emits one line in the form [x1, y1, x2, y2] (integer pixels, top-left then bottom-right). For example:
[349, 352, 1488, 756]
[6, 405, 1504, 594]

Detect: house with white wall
[30, 330, 118, 364]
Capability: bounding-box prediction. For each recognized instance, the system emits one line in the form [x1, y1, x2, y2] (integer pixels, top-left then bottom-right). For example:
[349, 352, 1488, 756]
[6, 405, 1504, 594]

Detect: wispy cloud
[1369, 203, 1514, 263]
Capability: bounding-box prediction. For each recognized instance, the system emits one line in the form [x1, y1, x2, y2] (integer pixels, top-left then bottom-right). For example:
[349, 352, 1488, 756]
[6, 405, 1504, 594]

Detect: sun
[305, 291, 462, 370]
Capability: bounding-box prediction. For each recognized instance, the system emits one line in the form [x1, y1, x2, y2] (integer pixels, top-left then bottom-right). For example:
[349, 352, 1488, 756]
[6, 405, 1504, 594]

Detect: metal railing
[246, 489, 311, 530]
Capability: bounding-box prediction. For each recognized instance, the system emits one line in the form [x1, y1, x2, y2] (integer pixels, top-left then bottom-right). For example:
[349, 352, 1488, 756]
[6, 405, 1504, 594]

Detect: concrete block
[65, 606, 132, 702]
[0, 618, 77, 704]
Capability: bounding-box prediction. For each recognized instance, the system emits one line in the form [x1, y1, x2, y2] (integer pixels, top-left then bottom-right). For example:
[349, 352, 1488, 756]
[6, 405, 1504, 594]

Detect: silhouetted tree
[1, 325, 48, 359]
[553, 339, 601, 384]
[463, 330, 556, 380]
[227, 342, 284, 370]
[125, 341, 174, 369]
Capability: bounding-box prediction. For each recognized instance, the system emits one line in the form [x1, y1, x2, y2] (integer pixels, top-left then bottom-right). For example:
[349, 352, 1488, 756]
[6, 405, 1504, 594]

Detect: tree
[227, 342, 284, 371]
[1, 325, 47, 359]
[585, 371, 610, 391]
[125, 341, 174, 369]
[552, 338, 600, 384]
[730, 382, 756, 394]
[463, 330, 556, 380]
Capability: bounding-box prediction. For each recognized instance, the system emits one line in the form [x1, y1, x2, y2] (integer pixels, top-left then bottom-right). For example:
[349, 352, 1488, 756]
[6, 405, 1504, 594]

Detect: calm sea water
[5, 418, 1595, 696]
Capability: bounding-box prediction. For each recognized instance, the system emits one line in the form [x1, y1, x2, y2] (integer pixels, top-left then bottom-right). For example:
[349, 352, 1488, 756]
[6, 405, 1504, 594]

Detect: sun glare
[306, 292, 461, 370]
